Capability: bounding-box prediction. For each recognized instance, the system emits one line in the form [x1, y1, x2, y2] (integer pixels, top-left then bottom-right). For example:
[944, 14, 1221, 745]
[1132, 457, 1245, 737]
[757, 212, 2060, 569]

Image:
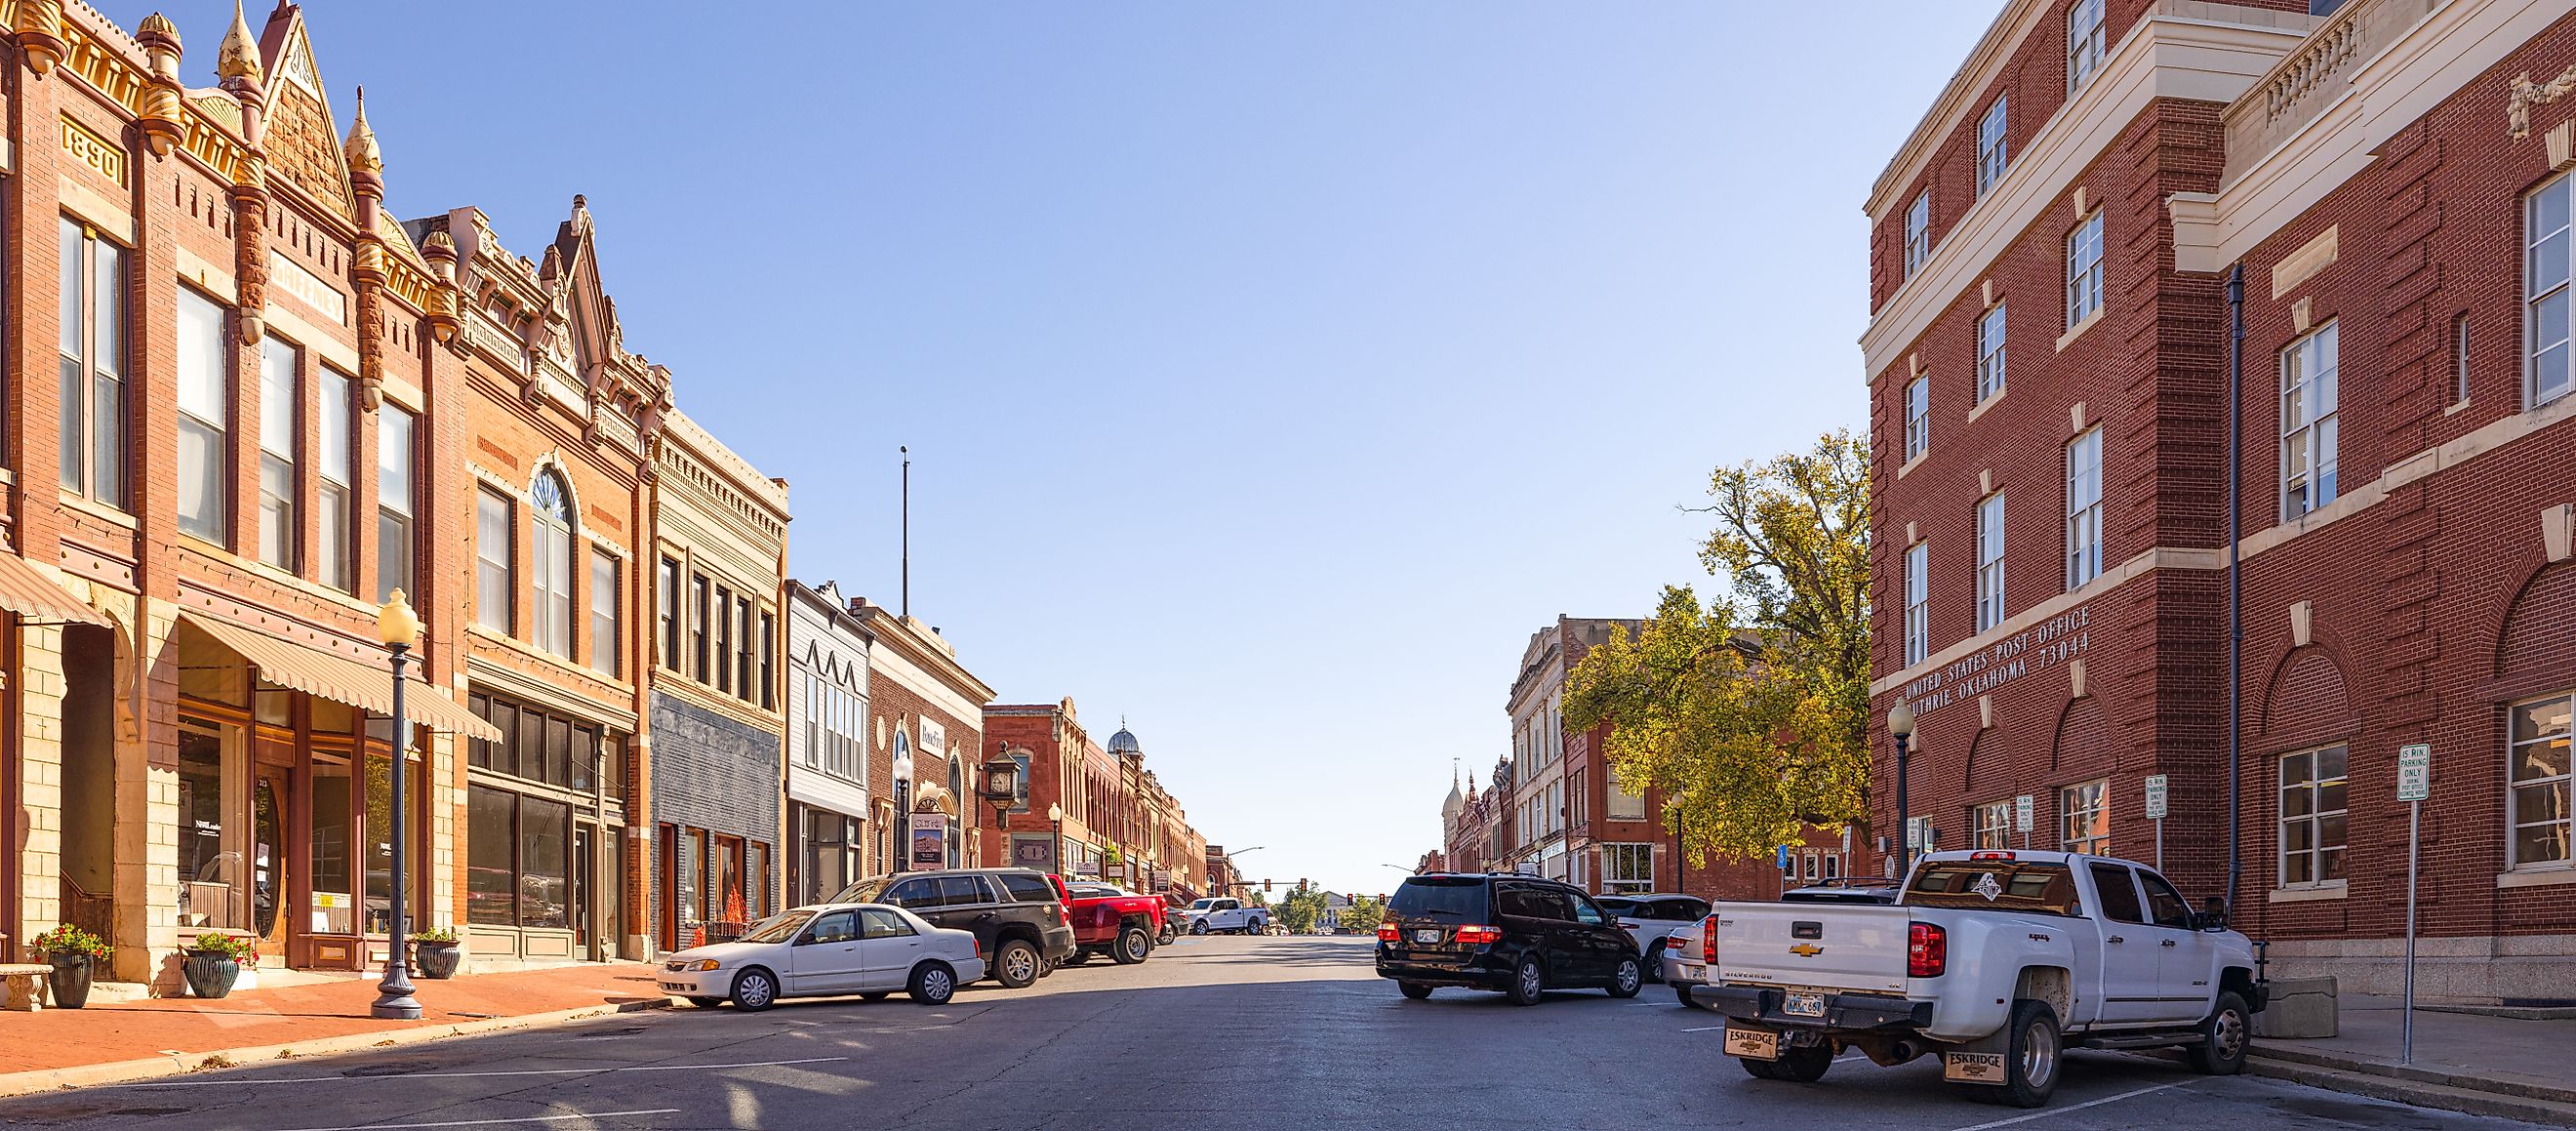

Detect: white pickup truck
[1183, 897, 1270, 935]
[1689, 850, 2264, 1108]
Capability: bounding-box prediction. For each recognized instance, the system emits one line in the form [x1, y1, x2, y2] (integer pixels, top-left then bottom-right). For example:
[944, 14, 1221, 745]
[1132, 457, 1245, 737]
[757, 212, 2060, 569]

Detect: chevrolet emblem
[1789, 944, 1825, 958]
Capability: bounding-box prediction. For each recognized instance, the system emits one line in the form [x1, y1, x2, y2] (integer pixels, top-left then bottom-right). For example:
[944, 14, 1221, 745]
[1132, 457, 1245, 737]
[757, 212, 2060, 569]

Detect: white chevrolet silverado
[1688, 850, 2265, 1108]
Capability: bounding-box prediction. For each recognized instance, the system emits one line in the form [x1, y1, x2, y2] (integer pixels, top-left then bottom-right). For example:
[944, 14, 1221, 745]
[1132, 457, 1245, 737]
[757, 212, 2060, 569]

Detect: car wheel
[729, 967, 779, 1012]
[908, 961, 956, 1005]
[1114, 927, 1151, 964]
[1399, 981, 1433, 1000]
[2186, 991, 2253, 1075]
[1062, 949, 1092, 967]
[993, 940, 1041, 989]
[1992, 998, 2063, 1109]
[1768, 1044, 1833, 1083]
[1506, 954, 1546, 1006]
[861, 991, 891, 1002]
[1606, 956, 1643, 998]
[1739, 1058, 1783, 1079]
[1190, 920, 1208, 935]
[1158, 924, 1176, 945]
[683, 996, 724, 1009]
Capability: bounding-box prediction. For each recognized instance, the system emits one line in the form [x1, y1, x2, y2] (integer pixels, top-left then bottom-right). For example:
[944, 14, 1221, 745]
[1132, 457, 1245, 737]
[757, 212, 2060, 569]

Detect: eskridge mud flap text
[1724, 1027, 1779, 1060]
[1944, 1051, 2005, 1082]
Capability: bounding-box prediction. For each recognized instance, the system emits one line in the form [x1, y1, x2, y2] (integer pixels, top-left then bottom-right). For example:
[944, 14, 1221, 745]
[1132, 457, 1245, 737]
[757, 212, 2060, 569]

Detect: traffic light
[1264, 878, 1272, 892]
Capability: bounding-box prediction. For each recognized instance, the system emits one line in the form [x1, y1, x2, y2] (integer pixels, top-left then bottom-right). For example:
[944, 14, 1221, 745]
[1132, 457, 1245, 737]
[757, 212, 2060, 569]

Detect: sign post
[2144, 775, 2169, 870]
[2396, 743, 2432, 1066]
[2014, 794, 2033, 851]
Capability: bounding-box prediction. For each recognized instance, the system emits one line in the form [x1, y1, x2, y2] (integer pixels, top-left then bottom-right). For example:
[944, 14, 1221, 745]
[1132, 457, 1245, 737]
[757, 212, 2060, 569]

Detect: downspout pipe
[2225, 263, 2246, 915]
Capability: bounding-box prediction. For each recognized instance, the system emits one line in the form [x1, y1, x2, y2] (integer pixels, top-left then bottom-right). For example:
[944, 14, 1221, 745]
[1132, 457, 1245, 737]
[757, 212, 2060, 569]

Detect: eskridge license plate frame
[1723, 1027, 1779, 1060]
[1784, 990, 1826, 1018]
[1412, 928, 1440, 945]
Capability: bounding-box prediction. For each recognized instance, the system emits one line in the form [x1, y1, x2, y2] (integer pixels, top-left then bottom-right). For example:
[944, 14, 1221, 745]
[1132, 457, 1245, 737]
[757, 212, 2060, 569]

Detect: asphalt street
[0, 935, 2540, 1131]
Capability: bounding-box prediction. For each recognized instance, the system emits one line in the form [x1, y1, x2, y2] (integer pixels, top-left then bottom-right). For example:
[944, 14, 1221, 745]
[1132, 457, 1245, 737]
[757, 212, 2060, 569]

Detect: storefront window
[467, 785, 515, 927]
[311, 758, 354, 934]
[602, 828, 624, 953]
[177, 723, 241, 929]
[747, 843, 768, 920]
[677, 829, 704, 939]
[520, 799, 571, 929]
[716, 836, 744, 923]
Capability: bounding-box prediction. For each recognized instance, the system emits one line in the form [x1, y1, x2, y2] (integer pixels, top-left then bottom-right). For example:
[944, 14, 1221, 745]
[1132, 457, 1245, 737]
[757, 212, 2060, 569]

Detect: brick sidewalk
[0, 963, 666, 1079]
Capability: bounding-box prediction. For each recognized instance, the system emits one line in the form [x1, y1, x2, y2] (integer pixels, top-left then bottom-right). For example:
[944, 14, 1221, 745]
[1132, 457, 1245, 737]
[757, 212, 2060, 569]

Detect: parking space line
[110, 1057, 849, 1088]
[271, 1111, 679, 1131]
[1944, 1081, 2191, 1131]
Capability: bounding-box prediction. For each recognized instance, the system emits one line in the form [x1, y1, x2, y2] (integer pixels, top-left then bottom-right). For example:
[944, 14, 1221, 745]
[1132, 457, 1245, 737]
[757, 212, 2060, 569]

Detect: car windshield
[737, 909, 816, 945]
[1904, 860, 2082, 917]
[1389, 877, 1485, 919]
[829, 875, 896, 906]
[1594, 897, 1644, 916]
[1190, 899, 1217, 910]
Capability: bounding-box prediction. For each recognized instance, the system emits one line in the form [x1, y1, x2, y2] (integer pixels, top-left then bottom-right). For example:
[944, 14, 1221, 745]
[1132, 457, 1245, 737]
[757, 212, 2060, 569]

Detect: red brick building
[1868, 0, 2576, 999]
[982, 704, 1212, 898]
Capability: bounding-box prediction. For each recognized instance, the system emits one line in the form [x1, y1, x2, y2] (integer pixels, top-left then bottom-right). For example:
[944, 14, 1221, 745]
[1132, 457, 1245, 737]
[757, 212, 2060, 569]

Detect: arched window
[531, 469, 575, 657]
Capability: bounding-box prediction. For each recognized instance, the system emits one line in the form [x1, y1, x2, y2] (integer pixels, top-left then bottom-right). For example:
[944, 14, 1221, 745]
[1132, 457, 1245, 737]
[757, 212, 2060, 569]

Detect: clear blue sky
[115, 1, 1994, 900]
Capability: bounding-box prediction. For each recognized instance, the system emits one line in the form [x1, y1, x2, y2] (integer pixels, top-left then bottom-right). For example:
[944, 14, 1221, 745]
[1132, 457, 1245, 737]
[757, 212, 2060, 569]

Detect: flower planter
[46, 952, 92, 1009]
[181, 950, 242, 999]
[414, 941, 461, 980]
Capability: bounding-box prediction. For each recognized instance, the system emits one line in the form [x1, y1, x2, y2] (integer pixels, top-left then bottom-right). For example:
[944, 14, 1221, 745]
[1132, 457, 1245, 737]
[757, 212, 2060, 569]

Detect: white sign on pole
[2013, 794, 2033, 833]
[2397, 744, 2432, 802]
[2144, 775, 2169, 820]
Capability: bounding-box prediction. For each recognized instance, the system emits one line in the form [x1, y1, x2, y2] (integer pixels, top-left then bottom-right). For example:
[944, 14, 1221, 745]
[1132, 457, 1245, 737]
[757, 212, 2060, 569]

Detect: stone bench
[0, 963, 50, 1011]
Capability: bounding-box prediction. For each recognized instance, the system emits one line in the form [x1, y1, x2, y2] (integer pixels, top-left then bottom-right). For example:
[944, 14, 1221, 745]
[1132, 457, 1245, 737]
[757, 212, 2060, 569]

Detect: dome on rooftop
[1107, 724, 1142, 755]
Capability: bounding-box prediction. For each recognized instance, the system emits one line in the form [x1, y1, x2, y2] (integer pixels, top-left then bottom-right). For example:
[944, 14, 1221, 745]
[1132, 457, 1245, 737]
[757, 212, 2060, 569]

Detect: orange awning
[180, 613, 502, 743]
[0, 555, 110, 627]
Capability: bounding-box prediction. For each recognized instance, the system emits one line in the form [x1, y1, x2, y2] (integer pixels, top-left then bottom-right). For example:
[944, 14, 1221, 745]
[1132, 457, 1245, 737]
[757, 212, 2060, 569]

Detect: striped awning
[180, 613, 502, 743]
[0, 555, 109, 627]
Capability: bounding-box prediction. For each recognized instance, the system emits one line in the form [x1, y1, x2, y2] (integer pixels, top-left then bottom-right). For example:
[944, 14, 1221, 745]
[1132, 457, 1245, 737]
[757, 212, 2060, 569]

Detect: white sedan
[658, 903, 986, 1009]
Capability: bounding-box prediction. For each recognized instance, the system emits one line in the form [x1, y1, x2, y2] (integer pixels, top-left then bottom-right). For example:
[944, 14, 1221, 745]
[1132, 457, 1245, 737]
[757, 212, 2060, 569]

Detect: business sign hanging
[909, 813, 948, 870]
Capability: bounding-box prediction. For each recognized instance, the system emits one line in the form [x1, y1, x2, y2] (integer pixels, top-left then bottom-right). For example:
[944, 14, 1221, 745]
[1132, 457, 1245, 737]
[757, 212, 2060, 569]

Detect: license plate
[1678, 964, 1706, 981]
[1413, 928, 1441, 944]
[1723, 1027, 1779, 1060]
[1784, 990, 1826, 1018]
[1944, 1052, 2007, 1082]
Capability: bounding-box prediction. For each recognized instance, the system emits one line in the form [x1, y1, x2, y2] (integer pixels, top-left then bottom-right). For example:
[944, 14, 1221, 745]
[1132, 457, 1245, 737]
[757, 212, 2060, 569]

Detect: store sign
[1152, 868, 1172, 894]
[917, 718, 946, 757]
[1010, 833, 1057, 874]
[1898, 606, 2093, 716]
[909, 813, 948, 870]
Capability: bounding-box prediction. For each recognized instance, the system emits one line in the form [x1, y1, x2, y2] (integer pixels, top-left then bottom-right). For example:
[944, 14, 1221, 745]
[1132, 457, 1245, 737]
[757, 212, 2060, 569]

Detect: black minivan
[1375, 873, 1644, 1004]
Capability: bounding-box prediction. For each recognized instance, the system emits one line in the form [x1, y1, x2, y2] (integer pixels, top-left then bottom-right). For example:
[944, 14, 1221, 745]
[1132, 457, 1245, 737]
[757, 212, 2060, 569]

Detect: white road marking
[1945, 1081, 2193, 1131]
[1682, 1026, 1726, 1032]
[110, 1057, 849, 1088]
[270, 1111, 679, 1131]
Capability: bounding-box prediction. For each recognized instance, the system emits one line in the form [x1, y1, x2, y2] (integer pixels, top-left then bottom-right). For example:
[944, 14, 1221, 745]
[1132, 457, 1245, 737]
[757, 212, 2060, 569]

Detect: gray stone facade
[648, 692, 784, 939]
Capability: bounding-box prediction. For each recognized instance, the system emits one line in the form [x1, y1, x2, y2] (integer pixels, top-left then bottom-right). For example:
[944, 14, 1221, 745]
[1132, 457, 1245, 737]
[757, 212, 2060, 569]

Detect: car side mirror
[2197, 897, 2229, 932]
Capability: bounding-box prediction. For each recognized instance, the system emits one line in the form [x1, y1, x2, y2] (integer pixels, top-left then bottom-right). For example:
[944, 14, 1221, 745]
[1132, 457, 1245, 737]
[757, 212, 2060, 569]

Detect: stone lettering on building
[1898, 606, 2092, 715]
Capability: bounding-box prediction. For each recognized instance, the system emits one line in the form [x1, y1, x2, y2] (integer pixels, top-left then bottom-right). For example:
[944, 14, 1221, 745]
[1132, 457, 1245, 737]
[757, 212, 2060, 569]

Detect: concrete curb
[0, 996, 674, 1099]
[2247, 1047, 2576, 1128]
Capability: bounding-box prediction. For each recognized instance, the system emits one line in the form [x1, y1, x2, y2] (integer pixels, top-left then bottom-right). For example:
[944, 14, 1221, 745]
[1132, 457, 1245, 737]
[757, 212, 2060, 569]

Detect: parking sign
[2013, 794, 2033, 833]
[2397, 744, 2432, 802]
[2145, 775, 2169, 820]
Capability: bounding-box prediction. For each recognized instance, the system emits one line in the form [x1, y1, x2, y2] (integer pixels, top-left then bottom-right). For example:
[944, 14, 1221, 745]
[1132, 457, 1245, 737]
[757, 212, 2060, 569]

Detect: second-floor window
[475, 487, 513, 631]
[2067, 212, 2104, 328]
[690, 574, 710, 681]
[259, 337, 300, 571]
[1905, 192, 1932, 276]
[1976, 492, 2006, 631]
[1977, 303, 2007, 402]
[658, 557, 681, 670]
[1905, 375, 1930, 462]
[2066, 427, 2104, 587]
[1904, 541, 1929, 666]
[713, 584, 734, 693]
[589, 548, 620, 675]
[59, 218, 126, 505]
[1976, 97, 2009, 194]
[175, 287, 229, 542]
[377, 404, 415, 603]
[531, 470, 575, 657]
[318, 368, 354, 591]
[2281, 320, 2340, 519]
[2068, 0, 2106, 95]
[2526, 174, 2573, 408]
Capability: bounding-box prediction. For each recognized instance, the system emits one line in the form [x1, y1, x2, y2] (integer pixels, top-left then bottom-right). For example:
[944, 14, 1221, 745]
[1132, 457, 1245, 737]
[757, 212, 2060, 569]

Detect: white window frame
[530, 469, 576, 658]
[474, 487, 513, 632]
[2067, 212, 2104, 329]
[1600, 843, 1654, 894]
[175, 287, 229, 544]
[2277, 744, 2348, 888]
[1904, 542, 1929, 667]
[2059, 779, 2110, 855]
[1977, 303, 2007, 402]
[2510, 692, 2573, 870]
[2068, 0, 2106, 96]
[1977, 97, 2009, 195]
[2280, 320, 2341, 520]
[1971, 799, 2013, 849]
[2526, 173, 2573, 409]
[1606, 771, 1646, 822]
[1905, 192, 1932, 276]
[2066, 427, 2104, 589]
[1905, 375, 1930, 462]
[1976, 492, 2006, 632]
[2454, 312, 2472, 405]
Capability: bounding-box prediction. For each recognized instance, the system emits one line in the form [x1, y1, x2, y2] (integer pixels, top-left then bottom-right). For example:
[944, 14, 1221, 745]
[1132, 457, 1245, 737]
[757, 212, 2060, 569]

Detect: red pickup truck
[1056, 879, 1165, 965]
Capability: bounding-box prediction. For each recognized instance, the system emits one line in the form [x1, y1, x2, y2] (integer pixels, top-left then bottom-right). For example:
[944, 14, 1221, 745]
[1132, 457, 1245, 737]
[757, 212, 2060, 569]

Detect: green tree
[1341, 894, 1387, 932]
[1275, 883, 1326, 934]
[1562, 430, 1872, 863]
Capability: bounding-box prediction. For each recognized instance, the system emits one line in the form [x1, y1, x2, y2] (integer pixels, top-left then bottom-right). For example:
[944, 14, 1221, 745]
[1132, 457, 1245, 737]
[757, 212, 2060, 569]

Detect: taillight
[1970, 851, 2016, 861]
[1908, 922, 1948, 978]
[1376, 922, 1401, 943]
[1703, 916, 1718, 964]
[1454, 925, 1504, 945]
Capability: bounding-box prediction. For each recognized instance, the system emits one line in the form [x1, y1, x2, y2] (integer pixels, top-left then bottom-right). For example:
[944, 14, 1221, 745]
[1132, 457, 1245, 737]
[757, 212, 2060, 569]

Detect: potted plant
[31, 925, 109, 1009]
[182, 931, 256, 999]
[412, 926, 462, 980]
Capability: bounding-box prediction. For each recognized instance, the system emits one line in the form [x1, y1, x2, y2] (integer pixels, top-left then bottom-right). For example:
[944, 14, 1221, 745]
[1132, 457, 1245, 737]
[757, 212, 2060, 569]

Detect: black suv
[831, 868, 1078, 988]
[1375, 873, 1645, 1004]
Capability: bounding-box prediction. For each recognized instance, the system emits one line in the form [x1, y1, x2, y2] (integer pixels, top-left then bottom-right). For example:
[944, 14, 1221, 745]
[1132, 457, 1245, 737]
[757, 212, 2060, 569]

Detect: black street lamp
[1888, 699, 1916, 877]
[371, 591, 424, 1022]
[1047, 803, 1065, 878]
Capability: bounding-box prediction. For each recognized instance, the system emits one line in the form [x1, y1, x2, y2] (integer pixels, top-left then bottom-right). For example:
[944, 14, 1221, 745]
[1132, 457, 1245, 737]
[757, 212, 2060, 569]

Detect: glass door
[572, 828, 593, 955]
[252, 772, 289, 959]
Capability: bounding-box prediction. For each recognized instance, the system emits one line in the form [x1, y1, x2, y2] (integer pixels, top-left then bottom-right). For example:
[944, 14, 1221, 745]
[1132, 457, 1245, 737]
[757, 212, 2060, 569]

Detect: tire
[1606, 955, 1643, 998]
[2186, 991, 2253, 1075]
[1506, 954, 1546, 1006]
[1740, 1058, 1783, 1079]
[729, 967, 779, 1012]
[1399, 981, 1434, 1000]
[1992, 998, 2063, 1109]
[1113, 927, 1150, 965]
[907, 961, 956, 1005]
[683, 995, 724, 1009]
[1062, 949, 1092, 967]
[1676, 986, 1697, 1009]
[1768, 1044, 1833, 1083]
[1158, 924, 1176, 946]
[1190, 920, 1209, 936]
[861, 991, 891, 1002]
[993, 939, 1041, 989]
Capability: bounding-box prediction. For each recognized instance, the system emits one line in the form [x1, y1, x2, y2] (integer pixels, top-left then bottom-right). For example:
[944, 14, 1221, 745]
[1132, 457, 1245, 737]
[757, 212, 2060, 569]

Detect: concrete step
[2248, 1054, 2576, 1127]
[2252, 1045, 2576, 1107]
[83, 981, 150, 1004]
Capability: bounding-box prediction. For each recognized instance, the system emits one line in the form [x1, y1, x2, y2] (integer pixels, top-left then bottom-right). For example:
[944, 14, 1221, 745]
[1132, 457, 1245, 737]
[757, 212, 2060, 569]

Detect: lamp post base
[372, 962, 423, 1020]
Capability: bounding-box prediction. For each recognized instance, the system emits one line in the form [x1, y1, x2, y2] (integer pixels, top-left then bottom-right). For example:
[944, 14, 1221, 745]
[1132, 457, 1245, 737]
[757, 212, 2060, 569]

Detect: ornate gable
[257, 7, 354, 220]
